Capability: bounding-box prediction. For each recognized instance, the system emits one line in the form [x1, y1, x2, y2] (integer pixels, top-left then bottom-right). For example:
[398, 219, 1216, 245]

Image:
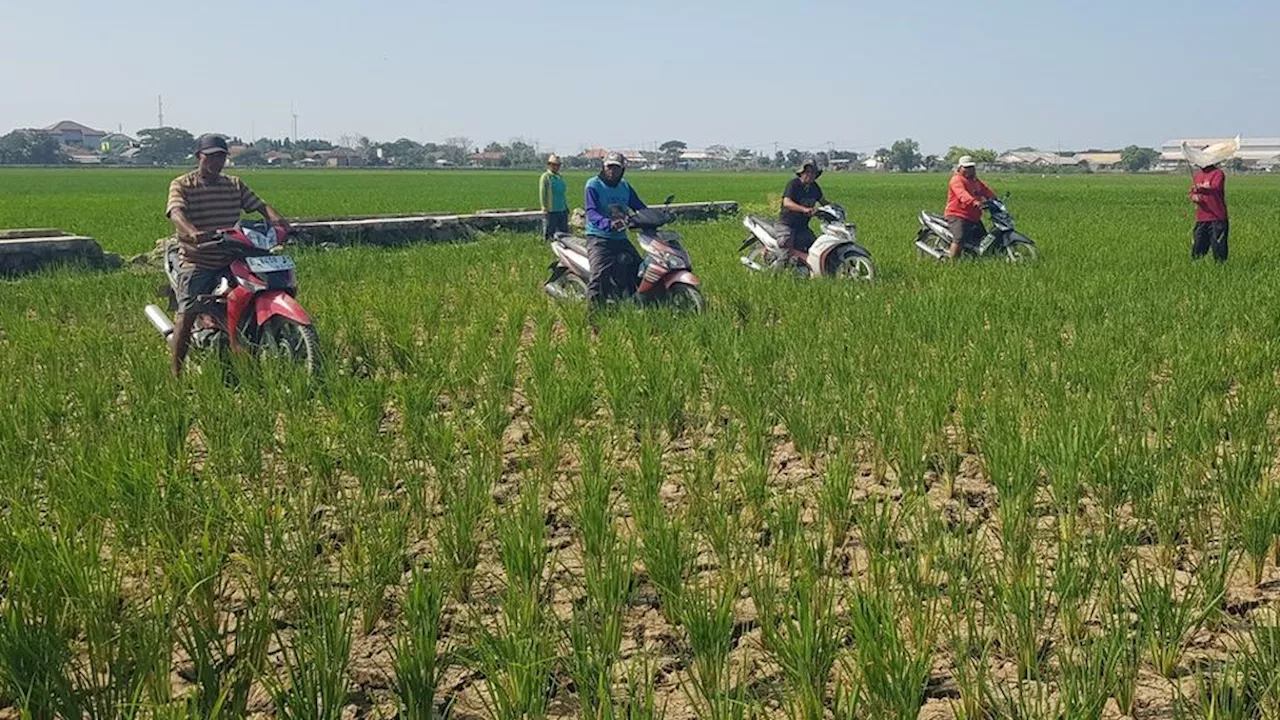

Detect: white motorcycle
[738, 204, 874, 280]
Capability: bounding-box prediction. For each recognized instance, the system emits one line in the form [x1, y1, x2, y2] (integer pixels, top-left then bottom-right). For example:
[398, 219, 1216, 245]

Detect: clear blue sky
[1, 0, 1275, 154]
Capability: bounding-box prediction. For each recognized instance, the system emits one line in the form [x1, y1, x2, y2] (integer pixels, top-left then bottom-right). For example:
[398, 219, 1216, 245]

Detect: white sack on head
[1182, 136, 1240, 167]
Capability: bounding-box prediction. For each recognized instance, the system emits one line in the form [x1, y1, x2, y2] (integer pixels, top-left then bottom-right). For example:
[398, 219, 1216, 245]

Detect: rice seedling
[845, 581, 934, 720]
[394, 563, 451, 720]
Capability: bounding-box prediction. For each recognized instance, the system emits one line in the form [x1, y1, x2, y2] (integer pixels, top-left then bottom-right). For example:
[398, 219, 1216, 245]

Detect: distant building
[1159, 137, 1280, 170]
[1073, 152, 1123, 171]
[468, 151, 507, 167]
[326, 147, 367, 168]
[37, 120, 107, 149]
[997, 150, 1084, 168]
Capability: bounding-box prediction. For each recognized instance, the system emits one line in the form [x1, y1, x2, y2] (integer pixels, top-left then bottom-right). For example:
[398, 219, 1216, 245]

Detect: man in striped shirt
[165, 133, 288, 376]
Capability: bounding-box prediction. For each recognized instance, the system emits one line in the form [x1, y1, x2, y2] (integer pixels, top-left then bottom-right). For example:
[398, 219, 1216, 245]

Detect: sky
[1, 0, 1276, 155]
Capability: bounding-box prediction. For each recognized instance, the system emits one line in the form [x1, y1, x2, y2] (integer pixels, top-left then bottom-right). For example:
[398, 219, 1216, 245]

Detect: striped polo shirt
[166, 170, 266, 268]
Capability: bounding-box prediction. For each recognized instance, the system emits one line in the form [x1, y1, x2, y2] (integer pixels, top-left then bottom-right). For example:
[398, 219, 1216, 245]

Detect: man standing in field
[539, 154, 570, 240]
[944, 155, 997, 259]
[165, 133, 288, 376]
[1189, 162, 1228, 262]
[584, 152, 647, 313]
[778, 158, 828, 253]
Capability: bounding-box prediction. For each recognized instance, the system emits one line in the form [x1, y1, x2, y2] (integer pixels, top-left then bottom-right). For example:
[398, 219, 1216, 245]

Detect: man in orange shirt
[943, 156, 997, 259]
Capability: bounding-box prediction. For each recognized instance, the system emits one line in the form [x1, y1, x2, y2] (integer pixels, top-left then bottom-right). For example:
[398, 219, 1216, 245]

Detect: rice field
[4, 168, 1280, 719]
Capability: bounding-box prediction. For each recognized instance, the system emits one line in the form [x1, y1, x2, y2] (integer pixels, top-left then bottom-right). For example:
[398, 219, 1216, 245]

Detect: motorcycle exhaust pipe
[543, 283, 571, 300]
[915, 241, 946, 260]
[739, 256, 764, 271]
[144, 304, 174, 338]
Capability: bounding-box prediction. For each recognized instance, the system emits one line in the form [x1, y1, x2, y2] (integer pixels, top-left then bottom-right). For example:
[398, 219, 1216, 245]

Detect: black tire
[665, 283, 705, 314]
[259, 316, 320, 375]
[826, 248, 876, 280]
[545, 271, 588, 301]
[1005, 240, 1038, 264]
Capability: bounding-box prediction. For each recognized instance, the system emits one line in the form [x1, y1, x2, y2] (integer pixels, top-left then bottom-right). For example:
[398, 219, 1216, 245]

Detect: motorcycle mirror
[663, 194, 675, 206]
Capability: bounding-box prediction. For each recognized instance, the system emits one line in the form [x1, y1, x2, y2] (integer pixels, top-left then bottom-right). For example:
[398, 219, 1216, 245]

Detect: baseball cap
[603, 152, 626, 168]
[957, 155, 976, 168]
[196, 134, 229, 155]
[796, 158, 823, 177]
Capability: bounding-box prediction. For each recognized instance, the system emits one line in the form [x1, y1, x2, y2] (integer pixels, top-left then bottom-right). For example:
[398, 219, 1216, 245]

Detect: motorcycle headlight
[664, 252, 688, 270]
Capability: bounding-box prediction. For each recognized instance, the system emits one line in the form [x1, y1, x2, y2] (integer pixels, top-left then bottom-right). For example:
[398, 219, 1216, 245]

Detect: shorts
[175, 265, 225, 314]
[946, 216, 987, 247]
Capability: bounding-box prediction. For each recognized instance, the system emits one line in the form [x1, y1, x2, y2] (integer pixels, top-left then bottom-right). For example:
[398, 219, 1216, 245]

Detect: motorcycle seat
[923, 212, 948, 225]
[554, 234, 589, 255]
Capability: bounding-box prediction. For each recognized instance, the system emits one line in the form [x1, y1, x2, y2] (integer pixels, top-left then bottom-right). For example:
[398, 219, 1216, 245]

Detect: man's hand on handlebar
[610, 219, 627, 231]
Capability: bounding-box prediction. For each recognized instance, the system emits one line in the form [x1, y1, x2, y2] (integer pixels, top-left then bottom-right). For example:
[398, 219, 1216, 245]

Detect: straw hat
[546, 154, 561, 165]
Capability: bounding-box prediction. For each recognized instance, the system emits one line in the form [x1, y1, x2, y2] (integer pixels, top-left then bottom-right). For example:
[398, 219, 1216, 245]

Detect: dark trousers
[587, 236, 641, 306]
[783, 222, 818, 252]
[543, 210, 569, 239]
[1192, 220, 1229, 262]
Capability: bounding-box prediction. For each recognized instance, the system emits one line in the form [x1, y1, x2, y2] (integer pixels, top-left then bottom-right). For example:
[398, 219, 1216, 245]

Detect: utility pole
[291, 103, 298, 142]
[157, 95, 164, 128]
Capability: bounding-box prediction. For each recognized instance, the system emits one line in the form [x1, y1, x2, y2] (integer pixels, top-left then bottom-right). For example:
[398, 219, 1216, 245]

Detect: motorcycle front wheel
[827, 249, 876, 280]
[665, 283, 705, 314]
[258, 316, 321, 375]
[1004, 239, 1038, 264]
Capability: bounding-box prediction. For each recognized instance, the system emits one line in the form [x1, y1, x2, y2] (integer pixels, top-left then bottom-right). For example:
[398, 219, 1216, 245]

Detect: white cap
[957, 155, 976, 168]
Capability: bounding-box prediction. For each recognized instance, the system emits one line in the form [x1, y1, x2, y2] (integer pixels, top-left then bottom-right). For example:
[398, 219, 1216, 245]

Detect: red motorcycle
[144, 221, 320, 373]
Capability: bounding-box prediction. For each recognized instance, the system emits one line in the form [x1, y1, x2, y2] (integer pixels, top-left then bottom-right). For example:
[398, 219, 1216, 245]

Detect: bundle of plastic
[1182, 136, 1240, 168]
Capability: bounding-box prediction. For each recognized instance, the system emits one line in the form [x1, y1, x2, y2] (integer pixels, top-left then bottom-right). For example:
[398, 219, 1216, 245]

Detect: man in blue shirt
[584, 152, 647, 309]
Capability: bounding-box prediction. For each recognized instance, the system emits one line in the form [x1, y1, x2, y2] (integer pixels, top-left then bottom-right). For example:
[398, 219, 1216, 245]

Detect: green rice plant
[677, 576, 747, 720]
[816, 450, 857, 548]
[394, 563, 451, 720]
[684, 446, 741, 573]
[525, 325, 593, 474]
[748, 555, 841, 720]
[468, 593, 557, 720]
[1129, 559, 1221, 678]
[1053, 534, 1105, 645]
[855, 493, 900, 588]
[563, 540, 635, 719]
[572, 433, 619, 567]
[845, 583, 934, 720]
[1055, 637, 1119, 720]
[345, 502, 409, 634]
[169, 535, 274, 719]
[496, 477, 550, 608]
[0, 591, 79, 719]
[266, 589, 354, 720]
[437, 436, 496, 599]
[987, 548, 1055, 681]
[1189, 660, 1268, 720]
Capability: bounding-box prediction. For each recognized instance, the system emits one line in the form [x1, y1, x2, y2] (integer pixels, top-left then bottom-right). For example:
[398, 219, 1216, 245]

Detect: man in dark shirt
[778, 159, 828, 253]
[1190, 163, 1228, 262]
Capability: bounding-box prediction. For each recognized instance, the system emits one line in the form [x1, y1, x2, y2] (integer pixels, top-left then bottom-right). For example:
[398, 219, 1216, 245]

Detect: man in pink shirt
[943, 155, 997, 259]
[1190, 163, 1228, 262]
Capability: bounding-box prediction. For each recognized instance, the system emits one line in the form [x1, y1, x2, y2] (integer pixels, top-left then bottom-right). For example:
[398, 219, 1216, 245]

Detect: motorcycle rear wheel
[665, 283, 705, 314]
[546, 272, 588, 301]
[259, 317, 320, 375]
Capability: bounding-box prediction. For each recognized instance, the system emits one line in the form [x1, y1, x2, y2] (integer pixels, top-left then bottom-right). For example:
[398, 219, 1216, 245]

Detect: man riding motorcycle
[778, 158, 829, 254]
[583, 152, 648, 312]
[943, 155, 997, 259]
[165, 134, 289, 376]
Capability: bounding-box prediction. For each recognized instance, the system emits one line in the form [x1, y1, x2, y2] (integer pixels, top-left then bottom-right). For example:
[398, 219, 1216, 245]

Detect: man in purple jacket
[583, 152, 647, 309]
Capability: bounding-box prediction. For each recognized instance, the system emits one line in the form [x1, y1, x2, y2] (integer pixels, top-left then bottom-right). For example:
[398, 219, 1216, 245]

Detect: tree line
[0, 125, 1170, 172]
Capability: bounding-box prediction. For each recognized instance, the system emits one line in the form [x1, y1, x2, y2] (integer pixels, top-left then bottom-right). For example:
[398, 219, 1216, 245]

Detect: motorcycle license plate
[246, 255, 295, 273]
